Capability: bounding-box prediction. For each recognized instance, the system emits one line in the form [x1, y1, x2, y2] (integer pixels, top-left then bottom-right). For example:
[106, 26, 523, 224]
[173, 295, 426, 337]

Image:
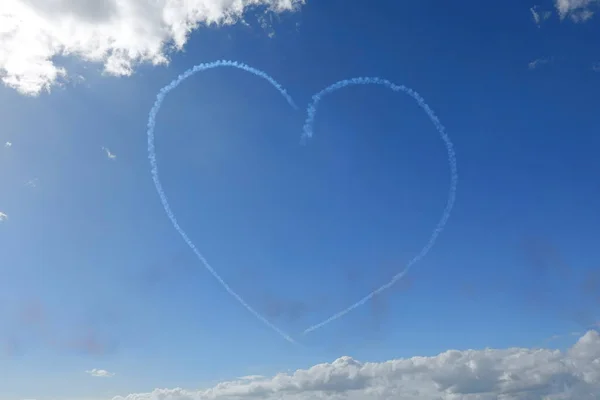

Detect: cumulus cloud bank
[113, 331, 600, 400]
[0, 0, 304, 96]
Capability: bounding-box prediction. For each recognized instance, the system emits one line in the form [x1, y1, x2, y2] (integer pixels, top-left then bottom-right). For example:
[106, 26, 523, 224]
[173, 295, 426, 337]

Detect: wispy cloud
[258, 11, 276, 38]
[0, 212, 8, 222]
[236, 375, 266, 381]
[0, 0, 304, 96]
[570, 7, 595, 21]
[531, 5, 552, 26]
[4, 141, 12, 148]
[102, 147, 117, 160]
[110, 331, 600, 399]
[593, 62, 600, 72]
[25, 178, 39, 189]
[543, 330, 584, 345]
[528, 57, 553, 70]
[86, 368, 115, 378]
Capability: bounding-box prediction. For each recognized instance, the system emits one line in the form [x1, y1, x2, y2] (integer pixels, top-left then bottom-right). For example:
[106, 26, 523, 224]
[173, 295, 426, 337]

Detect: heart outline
[147, 60, 299, 344]
[302, 77, 457, 334]
[146, 61, 457, 344]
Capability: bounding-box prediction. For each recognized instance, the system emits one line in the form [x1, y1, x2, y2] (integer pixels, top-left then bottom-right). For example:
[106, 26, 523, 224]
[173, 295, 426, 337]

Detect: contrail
[146, 60, 297, 344]
[302, 77, 458, 334]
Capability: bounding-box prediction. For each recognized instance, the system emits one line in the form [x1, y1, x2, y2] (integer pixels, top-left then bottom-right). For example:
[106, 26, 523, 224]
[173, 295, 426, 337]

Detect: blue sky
[1, 0, 600, 399]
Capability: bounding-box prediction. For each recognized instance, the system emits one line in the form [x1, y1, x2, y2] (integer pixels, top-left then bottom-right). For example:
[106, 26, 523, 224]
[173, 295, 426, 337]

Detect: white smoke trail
[146, 60, 298, 344]
[302, 77, 458, 334]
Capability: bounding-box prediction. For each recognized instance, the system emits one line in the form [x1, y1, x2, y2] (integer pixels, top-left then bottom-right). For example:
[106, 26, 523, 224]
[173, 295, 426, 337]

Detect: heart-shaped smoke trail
[146, 62, 458, 343]
[146, 60, 298, 344]
[301, 77, 458, 335]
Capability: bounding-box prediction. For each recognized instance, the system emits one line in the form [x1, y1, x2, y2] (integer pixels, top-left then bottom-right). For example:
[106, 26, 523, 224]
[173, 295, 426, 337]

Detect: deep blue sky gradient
[1, 0, 600, 398]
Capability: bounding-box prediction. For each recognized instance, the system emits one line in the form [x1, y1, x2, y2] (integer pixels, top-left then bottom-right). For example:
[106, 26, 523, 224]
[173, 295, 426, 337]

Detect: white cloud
[0, 212, 8, 221]
[555, 0, 598, 21]
[102, 146, 116, 160]
[0, 0, 304, 96]
[528, 57, 552, 70]
[25, 178, 38, 188]
[111, 331, 600, 400]
[4, 141, 12, 147]
[86, 369, 115, 378]
[531, 5, 552, 26]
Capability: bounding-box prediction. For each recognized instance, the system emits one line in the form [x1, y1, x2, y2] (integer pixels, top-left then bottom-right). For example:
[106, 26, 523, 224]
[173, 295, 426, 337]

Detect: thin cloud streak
[102, 146, 117, 160]
[86, 368, 115, 378]
[531, 5, 552, 26]
[528, 57, 552, 70]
